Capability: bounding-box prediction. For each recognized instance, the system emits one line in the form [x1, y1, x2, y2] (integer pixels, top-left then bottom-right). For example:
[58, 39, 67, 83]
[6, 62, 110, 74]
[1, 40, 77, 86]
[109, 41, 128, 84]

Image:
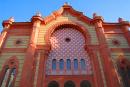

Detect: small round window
[65, 37, 71, 42]
[16, 40, 22, 44]
[112, 39, 120, 46]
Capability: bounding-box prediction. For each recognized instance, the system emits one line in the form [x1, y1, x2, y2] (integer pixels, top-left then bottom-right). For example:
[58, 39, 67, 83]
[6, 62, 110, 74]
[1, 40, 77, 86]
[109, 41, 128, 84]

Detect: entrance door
[64, 81, 75, 87]
[48, 81, 59, 87]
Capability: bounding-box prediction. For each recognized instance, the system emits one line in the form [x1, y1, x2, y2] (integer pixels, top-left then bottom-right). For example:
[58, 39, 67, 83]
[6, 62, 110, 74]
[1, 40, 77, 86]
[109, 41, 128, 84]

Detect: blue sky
[0, 0, 130, 31]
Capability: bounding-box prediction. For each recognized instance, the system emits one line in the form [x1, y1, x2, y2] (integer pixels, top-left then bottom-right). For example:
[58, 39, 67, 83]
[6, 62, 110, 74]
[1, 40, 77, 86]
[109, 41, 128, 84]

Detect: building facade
[0, 4, 130, 87]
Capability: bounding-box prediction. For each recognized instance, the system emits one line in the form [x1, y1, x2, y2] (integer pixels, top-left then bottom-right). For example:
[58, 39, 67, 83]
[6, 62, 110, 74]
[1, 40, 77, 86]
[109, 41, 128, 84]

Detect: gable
[37, 8, 99, 45]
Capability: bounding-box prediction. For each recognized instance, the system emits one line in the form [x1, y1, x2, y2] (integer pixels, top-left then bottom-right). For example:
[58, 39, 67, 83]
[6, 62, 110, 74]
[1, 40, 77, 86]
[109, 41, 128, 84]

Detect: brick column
[85, 45, 104, 87]
[36, 45, 50, 87]
[20, 14, 42, 87]
[0, 17, 14, 52]
[92, 13, 120, 87]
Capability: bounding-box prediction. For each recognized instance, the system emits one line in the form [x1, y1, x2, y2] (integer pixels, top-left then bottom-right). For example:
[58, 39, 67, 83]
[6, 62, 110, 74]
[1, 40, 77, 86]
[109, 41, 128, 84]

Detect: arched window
[66, 59, 71, 70]
[8, 68, 16, 87]
[0, 68, 17, 87]
[0, 56, 18, 87]
[59, 59, 64, 70]
[80, 59, 86, 70]
[117, 58, 130, 87]
[0, 67, 10, 87]
[127, 66, 130, 79]
[74, 59, 78, 70]
[52, 59, 57, 70]
[48, 81, 59, 87]
[80, 80, 91, 87]
[64, 80, 75, 87]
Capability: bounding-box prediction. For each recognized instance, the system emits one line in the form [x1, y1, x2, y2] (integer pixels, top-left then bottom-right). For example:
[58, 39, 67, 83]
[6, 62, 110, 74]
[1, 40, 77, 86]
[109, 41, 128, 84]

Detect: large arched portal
[46, 27, 92, 75]
[48, 81, 59, 87]
[80, 80, 91, 87]
[64, 81, 75, 87]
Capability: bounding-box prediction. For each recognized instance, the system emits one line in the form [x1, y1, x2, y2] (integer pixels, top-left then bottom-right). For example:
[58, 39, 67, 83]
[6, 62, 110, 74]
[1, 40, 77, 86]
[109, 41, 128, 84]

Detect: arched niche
[117, 56, 130, 87]
[45, 24, 92, 75]
[48, 81, 59, 87]
[44, 21, 91, 47]
[0, 56, 19, 87]
[64, 80, 75, 87]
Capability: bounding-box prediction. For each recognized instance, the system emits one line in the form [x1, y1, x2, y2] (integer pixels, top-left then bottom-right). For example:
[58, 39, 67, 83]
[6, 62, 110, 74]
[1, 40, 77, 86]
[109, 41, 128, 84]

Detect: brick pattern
[46, 28, 92, 75]
[4, 36, 30, 48]
[105, 34, 129, 48]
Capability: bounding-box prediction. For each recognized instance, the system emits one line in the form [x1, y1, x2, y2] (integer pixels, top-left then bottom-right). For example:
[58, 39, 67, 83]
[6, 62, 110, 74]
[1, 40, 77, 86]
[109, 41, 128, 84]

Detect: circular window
[112, 39, 120, 46]
[48, 81, 59, 87]
[65, 37, 71, 42]
[15, 40, 22, 45]
[10, 61, 14, 64]
[80, 80, 91, 87]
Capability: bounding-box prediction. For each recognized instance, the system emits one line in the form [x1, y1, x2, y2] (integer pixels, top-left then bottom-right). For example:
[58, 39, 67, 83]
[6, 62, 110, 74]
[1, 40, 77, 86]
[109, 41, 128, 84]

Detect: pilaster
[85, 45, 104, 87]
[20, 13, 42, 87]
[0, 17, 14, 52]
[36, 45, 51, 87]
[92, 13, 120, 87]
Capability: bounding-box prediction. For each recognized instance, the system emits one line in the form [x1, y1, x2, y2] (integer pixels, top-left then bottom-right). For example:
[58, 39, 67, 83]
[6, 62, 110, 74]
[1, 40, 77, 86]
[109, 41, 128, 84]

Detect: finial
[118, 17, 124, 22]
[93, 13, 97, 18]
[9, 17, 14, 22]
[35, 12, 42, 17]
[64, 2, 69, 6]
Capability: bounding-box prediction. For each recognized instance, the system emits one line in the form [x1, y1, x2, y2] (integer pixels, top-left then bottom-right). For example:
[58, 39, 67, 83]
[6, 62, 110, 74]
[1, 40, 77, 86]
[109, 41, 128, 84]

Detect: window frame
[74, 59, 78, 70]
[80, 59, 86, 70]
[52, 59, 57, 70]
[117, 57, 130, 87]
[66, 59, 71, 70]
[0, 56, 18, 87]
[59, 59, 64, 70]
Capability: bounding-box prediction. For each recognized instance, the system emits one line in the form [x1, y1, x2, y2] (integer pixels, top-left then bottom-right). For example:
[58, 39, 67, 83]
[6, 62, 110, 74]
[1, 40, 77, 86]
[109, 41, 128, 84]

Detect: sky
[0, 0, 130, 31]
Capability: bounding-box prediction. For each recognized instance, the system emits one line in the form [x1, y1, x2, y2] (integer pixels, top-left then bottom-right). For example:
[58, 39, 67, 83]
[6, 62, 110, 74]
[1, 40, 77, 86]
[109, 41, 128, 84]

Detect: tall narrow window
[127, 67, 130, 79]
[1, 68, 16, 87]
[117, 59, 130, 87]
[80, 59, 86, 70]
[52, 59, 57, 70]
[8, 68, 16, 87]
[74, 59, 78, 70]
[0, 57, 18, 87]
[59, 59, 64, 70]
[66, 59, 71, 70]
[1, 68, 10, 87]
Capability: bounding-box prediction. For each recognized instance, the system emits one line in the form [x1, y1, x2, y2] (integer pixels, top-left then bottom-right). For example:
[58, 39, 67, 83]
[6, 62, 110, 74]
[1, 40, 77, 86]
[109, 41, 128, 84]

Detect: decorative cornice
[2, 17, 14, 28]
[31, 15, 43, 23]
[92, 13, 104, 22]
[36, 44, 51, 51]
[43, 4, 92, 24]
[118, 17, 130, 26]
